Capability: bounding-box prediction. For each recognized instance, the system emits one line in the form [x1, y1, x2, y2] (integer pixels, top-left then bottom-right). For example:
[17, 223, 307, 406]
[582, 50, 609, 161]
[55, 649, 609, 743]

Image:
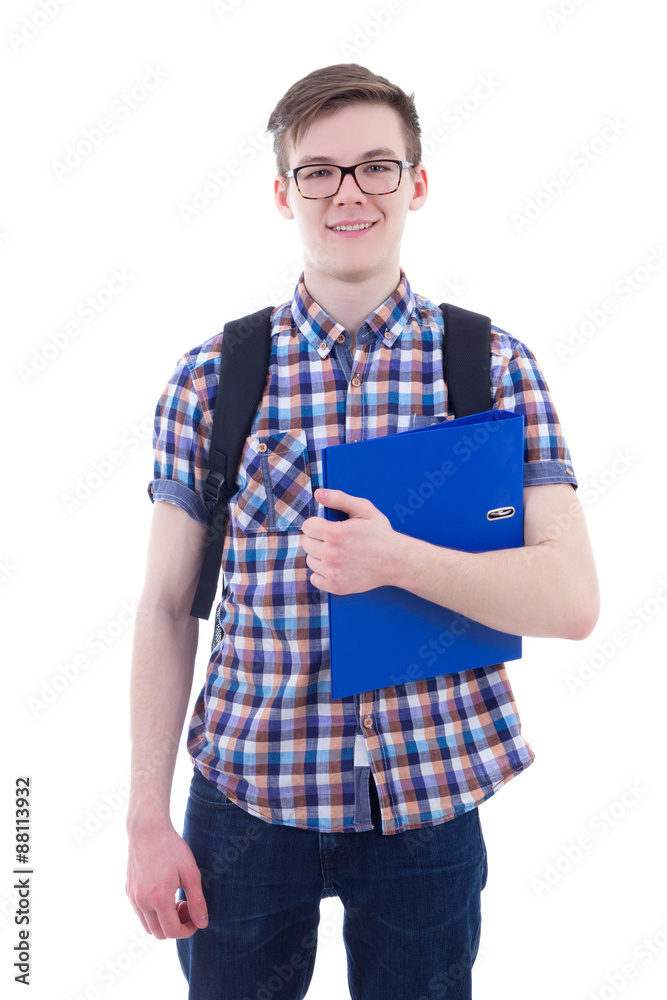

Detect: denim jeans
[177, 765, 488, 1000]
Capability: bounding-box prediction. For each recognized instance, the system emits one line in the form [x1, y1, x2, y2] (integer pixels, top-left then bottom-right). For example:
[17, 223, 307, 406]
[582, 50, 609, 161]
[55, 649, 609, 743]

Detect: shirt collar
[290, 268, 415, 358]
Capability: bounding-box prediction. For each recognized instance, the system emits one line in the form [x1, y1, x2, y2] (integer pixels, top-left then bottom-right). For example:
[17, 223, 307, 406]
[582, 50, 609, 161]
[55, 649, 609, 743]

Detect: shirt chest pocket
[410, 412, 449, 429]
[232, 428, 314, 533]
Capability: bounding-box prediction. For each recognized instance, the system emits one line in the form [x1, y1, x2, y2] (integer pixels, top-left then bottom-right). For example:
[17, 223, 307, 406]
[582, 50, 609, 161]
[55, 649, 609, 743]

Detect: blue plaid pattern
[148, 270, 577, 834]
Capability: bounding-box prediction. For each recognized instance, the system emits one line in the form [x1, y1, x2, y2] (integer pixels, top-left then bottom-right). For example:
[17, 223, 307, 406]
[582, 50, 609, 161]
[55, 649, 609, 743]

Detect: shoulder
[175, 331, 223, 381]
[173, 302, 290, 406]
[412, 294, 536, 360]
[489, 322, 540, 366]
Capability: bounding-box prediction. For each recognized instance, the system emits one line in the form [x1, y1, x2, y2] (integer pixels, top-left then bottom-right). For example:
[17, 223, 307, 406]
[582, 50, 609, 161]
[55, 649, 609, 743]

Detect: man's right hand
[126, 821, 209, 939]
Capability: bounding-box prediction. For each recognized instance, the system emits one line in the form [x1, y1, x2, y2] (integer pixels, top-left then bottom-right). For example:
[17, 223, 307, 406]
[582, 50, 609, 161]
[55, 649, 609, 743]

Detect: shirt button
[351, 375, 361, 387]
[566, 468, 574, 475]
[383, 331, 391, 339]
[257, 442, 268, 453]
[337, 333, 345, 343]
[363, 718, 373, 729]
[319, 340, 326, 350]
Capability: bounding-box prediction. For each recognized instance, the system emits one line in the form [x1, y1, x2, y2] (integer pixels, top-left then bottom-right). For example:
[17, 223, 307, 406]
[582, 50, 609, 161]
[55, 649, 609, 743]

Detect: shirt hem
[524, 459, 578, 489]
[148, 479, 213, 526]
[187, 745, 536, 836]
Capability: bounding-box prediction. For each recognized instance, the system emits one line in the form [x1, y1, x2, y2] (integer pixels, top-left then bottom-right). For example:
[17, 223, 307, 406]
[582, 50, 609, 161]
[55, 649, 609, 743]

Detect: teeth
[331, 222, 374, 231]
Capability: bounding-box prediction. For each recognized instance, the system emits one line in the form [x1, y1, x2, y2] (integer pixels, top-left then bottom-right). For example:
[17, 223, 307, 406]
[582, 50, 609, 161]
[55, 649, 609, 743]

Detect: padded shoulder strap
[439, 303, 492, 418]
[189, 305, 274, 620]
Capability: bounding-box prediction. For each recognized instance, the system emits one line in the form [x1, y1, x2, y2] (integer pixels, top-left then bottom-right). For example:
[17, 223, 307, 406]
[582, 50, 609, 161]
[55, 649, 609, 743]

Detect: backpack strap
[189, 305, 274, 620]
[439, 303, 492, 417]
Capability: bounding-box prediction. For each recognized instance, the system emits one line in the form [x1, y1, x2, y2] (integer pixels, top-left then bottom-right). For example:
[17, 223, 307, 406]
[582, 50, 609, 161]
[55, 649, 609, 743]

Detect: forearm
[126, 598, 199, 831]
[391, 532, 595, 640]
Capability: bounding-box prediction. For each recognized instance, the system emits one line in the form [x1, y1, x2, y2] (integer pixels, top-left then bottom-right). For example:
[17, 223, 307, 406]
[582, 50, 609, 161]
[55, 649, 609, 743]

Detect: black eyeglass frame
[284, 159, 415, 199]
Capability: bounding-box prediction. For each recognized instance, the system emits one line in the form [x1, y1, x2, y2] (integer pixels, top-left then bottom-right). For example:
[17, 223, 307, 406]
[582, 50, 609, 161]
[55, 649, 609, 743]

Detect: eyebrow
[293, 147, 400, 167]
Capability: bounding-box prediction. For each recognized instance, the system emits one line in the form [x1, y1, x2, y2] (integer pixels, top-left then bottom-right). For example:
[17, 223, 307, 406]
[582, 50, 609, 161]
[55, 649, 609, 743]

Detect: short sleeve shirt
[148, 269, 577, 835]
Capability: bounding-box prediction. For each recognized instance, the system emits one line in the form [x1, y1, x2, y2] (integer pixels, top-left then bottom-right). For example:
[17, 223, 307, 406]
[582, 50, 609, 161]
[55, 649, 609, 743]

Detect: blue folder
[321, 409, 525, 699]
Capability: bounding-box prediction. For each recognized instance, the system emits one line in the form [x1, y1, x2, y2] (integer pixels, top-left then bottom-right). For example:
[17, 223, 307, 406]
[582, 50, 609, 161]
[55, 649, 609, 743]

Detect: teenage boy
[126, 63, 599, 1000]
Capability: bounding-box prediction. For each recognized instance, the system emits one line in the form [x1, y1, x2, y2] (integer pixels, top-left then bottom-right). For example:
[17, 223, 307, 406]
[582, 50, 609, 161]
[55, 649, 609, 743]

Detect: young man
[126, 64, 599, 999]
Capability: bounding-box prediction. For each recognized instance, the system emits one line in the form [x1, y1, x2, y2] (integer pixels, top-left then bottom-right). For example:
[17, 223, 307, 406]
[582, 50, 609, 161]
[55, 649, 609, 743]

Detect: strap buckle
[204, 471, 226, 504]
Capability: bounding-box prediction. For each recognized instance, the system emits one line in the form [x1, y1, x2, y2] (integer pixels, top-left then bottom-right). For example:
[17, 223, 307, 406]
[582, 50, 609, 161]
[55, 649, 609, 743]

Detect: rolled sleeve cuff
[147, 479, 213, 526]
[524, 460, 578, 489]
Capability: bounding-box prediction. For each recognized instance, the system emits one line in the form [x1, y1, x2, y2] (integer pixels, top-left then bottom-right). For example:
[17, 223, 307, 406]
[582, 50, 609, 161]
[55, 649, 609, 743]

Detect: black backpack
[189, 302, 492, 648]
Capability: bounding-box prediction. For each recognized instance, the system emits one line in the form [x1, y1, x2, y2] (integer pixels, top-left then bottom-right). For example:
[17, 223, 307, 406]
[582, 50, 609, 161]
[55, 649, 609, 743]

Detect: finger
[141, 890, 182, 940]
[176, 899, 191, 924]
[142, 904, 168, 940]
[128, 879, 165, 939]
[180, 867, 209, 932]
[154, 897, 189, 940]
[128, 897, 152, 937]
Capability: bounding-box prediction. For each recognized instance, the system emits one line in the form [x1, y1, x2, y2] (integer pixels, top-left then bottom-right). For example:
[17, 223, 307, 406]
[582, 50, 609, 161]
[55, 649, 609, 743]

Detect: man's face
[274, 102, 427, 285]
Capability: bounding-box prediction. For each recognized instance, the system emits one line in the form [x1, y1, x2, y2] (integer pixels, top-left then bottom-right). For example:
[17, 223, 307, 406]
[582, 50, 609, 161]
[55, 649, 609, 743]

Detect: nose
[333, 170, 367, 203]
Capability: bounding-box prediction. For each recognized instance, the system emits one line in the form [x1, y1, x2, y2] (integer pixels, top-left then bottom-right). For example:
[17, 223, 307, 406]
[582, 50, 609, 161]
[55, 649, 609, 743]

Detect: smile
[328, 221, 377, 232]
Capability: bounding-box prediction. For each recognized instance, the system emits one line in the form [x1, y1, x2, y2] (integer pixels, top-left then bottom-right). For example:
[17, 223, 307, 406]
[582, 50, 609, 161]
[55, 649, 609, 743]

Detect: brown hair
[266, 63, 422, 177]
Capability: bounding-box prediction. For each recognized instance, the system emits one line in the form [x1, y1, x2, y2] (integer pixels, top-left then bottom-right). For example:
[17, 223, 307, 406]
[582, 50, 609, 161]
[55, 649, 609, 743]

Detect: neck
[303, 264, 402, 337]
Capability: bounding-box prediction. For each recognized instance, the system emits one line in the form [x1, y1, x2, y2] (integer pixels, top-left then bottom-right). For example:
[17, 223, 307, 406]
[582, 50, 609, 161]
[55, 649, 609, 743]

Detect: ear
[408, 164, 428, 212]
[274, 175, 294, 220]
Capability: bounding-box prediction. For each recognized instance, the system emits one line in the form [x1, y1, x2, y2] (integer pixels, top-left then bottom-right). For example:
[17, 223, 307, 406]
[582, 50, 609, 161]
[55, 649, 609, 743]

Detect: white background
[2, 1, 666, 998]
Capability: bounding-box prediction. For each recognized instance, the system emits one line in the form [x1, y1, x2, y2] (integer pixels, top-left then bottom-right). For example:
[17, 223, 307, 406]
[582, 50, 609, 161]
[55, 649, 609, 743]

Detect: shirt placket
[340, 329, 382, 826]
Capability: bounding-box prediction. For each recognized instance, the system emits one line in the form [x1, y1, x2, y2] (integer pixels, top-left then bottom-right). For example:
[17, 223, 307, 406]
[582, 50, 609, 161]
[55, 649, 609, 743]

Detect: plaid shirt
[148, 269, 578, 835]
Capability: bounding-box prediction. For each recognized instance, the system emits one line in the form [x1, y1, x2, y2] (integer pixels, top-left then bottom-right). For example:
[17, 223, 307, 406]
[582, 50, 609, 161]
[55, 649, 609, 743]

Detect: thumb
[179, 864, 208, 930]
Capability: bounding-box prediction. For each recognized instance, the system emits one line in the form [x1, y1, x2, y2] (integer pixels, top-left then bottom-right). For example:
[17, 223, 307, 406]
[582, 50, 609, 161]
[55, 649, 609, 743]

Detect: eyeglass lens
[297, 160, 401, 198]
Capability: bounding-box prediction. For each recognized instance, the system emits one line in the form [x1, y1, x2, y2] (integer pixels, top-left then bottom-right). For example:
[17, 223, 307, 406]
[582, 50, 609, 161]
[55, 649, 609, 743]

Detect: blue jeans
[177, 765, 488, 1000]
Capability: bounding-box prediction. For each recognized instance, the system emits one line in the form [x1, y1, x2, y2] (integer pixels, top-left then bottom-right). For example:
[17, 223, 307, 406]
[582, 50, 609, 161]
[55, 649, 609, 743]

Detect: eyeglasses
[284, 159, 415, 199]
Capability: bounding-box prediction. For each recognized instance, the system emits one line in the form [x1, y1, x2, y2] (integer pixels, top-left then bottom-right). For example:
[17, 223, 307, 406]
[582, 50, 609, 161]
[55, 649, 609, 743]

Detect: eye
[302, 166, 333, 180]
[364, 162, 389, 173]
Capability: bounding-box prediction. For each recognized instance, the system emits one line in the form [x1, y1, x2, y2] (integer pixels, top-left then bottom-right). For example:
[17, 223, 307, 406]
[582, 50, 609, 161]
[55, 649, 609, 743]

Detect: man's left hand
[300, 489, 397, 594]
